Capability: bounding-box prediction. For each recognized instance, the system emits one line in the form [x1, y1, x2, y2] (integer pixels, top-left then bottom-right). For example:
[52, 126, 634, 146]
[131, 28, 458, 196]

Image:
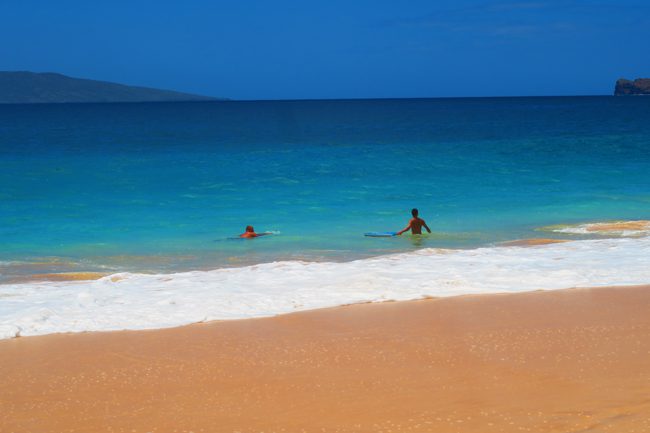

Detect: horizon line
[0, 94, 622, 106]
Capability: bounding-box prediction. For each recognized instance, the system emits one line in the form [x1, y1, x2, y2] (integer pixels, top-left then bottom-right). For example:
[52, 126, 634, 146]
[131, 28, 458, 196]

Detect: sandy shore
[1, 286, 650, 433]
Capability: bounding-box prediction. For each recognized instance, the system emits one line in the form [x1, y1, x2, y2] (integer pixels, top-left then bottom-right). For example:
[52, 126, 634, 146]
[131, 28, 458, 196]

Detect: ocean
[1, 96, 650, 338]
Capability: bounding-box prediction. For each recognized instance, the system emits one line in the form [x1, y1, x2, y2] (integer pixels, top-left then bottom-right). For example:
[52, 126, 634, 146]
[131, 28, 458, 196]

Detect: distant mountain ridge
[614, 78, 650, 96]
[0, 71, 223, 103]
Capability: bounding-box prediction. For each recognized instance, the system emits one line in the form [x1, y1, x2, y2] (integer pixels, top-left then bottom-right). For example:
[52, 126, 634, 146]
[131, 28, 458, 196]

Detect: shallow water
[2, 97, 650, 276]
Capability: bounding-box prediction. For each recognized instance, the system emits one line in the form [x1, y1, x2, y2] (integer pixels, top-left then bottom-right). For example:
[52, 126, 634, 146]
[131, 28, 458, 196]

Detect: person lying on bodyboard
[239, 225, 272, 238]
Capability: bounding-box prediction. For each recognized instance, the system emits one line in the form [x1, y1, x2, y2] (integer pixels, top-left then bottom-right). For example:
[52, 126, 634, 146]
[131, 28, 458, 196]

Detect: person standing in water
[396, 208, 431, 235]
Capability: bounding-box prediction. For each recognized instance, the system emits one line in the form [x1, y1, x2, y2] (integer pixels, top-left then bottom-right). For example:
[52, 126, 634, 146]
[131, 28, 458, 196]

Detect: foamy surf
[1, 236, 649, 339]
[539, 220, 650, 237]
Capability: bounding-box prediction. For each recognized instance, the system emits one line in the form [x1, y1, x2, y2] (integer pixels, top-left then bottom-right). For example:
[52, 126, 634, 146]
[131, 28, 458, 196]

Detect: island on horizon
[614, 77, 650, 96]
[0, 71, 224, 104]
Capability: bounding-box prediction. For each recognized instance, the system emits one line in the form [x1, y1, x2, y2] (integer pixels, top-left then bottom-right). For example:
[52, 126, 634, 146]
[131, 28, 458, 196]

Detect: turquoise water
[1, 97, 650, 279]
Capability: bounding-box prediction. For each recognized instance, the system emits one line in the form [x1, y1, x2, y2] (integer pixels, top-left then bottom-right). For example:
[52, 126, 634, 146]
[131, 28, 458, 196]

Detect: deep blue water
[1, 96, 650, 278]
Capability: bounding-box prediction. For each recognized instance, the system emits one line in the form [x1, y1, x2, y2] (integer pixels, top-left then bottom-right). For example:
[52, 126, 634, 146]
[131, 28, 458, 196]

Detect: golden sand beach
[1, 285, 650, 433]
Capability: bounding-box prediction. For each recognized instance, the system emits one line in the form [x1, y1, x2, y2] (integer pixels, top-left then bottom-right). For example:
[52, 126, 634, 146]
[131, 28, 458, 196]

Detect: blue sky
[1, 0, 649, 99]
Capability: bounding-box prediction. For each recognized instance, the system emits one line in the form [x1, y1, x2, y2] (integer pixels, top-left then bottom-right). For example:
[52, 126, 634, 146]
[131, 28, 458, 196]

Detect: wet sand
[1, 285, 650, 433]
[585, 220, 650, 233]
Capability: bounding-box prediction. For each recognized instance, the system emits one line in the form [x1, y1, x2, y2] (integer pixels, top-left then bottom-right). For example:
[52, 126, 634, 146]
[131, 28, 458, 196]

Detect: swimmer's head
[245, 225, 254, 232]
[411, 208, 419, 217]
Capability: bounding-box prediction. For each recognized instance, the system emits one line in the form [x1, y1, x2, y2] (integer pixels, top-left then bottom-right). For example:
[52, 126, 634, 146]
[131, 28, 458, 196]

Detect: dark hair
[411, 208, 419, 217]
[245, 225, 254, 232]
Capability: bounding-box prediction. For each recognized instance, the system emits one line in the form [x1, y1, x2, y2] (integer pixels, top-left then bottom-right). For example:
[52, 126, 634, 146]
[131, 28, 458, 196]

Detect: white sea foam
[543, 220, 650, 237]
[1, 237, 649, 339]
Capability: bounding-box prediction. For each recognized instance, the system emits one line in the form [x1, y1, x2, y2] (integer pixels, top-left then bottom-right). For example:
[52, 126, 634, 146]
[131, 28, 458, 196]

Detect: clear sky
[2, 0, 649, 100]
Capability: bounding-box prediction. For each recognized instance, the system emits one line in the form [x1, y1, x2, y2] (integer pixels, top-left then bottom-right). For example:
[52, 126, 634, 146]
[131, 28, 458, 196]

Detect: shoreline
[1, 238, 575, 283]
[4, 281, 650, 342]
[2, 284, 649, 432]
[3, 233, 650, 339]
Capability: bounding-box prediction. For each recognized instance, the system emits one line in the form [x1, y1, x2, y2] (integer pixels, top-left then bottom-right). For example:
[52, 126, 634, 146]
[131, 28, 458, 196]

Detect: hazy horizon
[0, 70, 630, 101]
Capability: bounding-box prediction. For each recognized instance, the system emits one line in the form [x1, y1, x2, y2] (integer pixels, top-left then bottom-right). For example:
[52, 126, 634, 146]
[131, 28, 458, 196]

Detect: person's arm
[396, 221, 412, 236]
[423, 220, 431, 233]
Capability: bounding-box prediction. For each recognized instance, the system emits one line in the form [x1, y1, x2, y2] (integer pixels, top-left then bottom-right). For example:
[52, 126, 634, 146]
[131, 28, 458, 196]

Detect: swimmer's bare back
[408, 217, 430, 234]
[396, 209, 432, 236]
